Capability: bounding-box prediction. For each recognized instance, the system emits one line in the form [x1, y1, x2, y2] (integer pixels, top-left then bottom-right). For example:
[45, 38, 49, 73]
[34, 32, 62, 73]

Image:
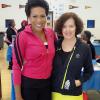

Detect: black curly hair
[25, 0, 49, 17]
[84, 30, 92, 40]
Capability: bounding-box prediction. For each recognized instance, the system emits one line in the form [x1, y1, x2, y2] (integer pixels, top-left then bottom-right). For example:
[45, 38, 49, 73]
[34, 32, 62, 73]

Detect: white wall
[48, 0, 100, 39]
[0, 0, 27, 31]
[0, 0, 100, 39]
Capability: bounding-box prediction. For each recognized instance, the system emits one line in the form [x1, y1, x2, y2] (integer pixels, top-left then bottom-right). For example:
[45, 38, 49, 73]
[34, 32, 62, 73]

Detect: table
[83, 64, 100, 91]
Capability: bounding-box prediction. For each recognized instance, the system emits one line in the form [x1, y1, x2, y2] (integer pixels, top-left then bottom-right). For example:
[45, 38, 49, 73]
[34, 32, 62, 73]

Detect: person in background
[6, 20, 17, 69]
[52, 12, 94, 100]
[6, 20, 17, 45]
[81, 30, 96, 59]
[13, 0, 55, 100]
[18, 20, 28, 33]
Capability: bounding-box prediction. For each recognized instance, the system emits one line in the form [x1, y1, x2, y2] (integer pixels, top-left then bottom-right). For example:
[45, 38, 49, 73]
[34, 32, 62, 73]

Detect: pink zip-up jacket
[13, 25, 55, 85]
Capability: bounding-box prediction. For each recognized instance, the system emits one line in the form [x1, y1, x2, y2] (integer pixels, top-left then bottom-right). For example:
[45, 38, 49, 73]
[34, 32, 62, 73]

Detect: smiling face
[62, 18, 76, 40]
[28, 7, 46, 33]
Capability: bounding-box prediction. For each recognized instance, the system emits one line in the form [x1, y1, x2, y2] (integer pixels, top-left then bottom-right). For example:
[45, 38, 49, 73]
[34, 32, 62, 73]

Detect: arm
[14, 86, 23, 100]
[80, 46, 94, 83]
[12, 32, 25, 99]
[90, 44, 96, 59]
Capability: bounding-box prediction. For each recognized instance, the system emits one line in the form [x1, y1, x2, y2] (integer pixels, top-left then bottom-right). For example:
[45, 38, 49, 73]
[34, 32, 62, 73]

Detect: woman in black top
[81, 30, 96, 59]
[52, 12, 94, 100]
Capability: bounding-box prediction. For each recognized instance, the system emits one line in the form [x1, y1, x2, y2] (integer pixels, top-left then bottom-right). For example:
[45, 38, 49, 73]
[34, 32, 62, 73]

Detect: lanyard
[61, 46, 76, 89]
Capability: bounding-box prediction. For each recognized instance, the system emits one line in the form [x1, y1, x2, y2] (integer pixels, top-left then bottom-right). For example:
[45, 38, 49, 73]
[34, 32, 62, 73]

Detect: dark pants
[21, 86, 51, 100]
[8, 58, 12, 70]
[21, 76, 51, 100]
[7, 43, 12, 70]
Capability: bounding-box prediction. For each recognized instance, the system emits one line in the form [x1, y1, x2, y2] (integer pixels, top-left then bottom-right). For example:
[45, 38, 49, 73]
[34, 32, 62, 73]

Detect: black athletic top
[52, 38, 94, 96]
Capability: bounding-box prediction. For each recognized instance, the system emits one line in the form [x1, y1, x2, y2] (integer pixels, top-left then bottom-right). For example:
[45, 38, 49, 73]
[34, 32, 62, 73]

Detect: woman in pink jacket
[13, 0, 55, 100]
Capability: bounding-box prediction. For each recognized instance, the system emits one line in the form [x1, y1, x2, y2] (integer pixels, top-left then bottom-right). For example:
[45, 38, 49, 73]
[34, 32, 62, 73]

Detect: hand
[16, 96, 23, 100]
[75, 80, 81, 87]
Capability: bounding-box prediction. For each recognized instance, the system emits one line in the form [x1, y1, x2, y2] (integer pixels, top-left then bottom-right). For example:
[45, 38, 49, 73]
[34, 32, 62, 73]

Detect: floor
[0, 44, 11, 100]
[87, 90, 100, 100]
[0, 43, 100, 100]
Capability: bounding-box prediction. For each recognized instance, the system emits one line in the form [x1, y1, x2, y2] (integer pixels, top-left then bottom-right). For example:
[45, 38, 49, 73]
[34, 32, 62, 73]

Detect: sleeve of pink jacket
[12, 32, 25, 85]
